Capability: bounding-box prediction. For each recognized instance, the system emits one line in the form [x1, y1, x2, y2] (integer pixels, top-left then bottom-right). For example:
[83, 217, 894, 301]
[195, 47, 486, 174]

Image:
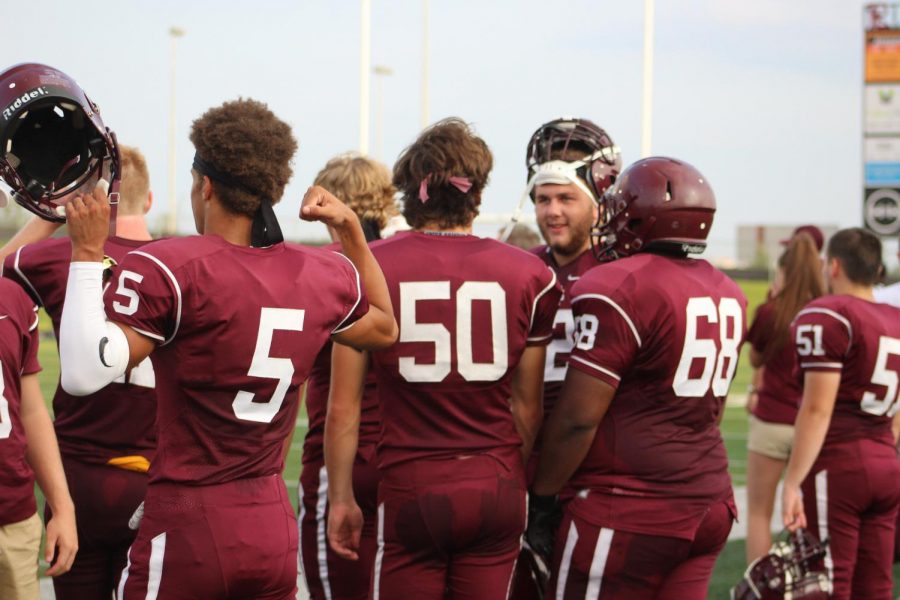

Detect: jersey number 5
[861, 336, 900, 416]
[233, 307, 305, 423]
[398, 281, 508, 383]
[672, 297, 743, 397]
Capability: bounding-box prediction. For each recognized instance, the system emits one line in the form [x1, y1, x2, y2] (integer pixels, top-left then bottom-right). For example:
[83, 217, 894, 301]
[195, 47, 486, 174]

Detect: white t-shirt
[874, 282, 900, 308]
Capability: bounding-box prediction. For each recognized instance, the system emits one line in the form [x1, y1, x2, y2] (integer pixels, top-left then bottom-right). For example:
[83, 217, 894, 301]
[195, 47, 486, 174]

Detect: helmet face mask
[0, 63, 119, 222]
[731, 529, 831, 599]
[525, 118, 622, 203]
[591, 156, 716, 262]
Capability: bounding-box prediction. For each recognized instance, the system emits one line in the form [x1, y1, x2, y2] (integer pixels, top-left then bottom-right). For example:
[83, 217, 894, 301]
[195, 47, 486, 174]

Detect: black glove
[525, 490, 562, 562]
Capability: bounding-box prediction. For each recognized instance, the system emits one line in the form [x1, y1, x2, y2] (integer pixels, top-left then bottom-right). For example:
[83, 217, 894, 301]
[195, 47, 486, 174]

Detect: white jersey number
[0, 360, 10, 439]
[861, 336, 900, 416]
[233, 307, 305, 423]
[672, 297, 743, 397]
[398, 281, 508, 383]
[795, 324, 825, 357]
[112, 270, 144, 316]
[544, 308, 575, 383]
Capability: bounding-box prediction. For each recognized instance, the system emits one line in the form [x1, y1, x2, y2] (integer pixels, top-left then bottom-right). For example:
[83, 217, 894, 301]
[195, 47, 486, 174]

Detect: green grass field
[29, 278, 900, 597]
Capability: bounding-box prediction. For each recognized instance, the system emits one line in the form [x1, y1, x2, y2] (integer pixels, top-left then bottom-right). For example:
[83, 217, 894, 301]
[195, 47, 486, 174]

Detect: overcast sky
[2, 0, 895, 266]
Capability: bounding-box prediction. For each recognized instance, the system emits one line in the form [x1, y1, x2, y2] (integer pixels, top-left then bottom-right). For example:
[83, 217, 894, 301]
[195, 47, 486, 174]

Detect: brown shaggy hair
[117, 145, 150, 216]
[394, 118, 492, 230]
[189, 98, 297, 218]
[314, 154, 398, 229]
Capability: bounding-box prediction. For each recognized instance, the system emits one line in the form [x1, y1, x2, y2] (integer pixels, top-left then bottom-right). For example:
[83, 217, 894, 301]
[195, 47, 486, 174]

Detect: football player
[326, 118, 562, 598]
[0, 63, 155, 600]
[782, 227, 900, 599]
[528, 157, 746, 598]
[298, 153, 397, 600]
[0, 277, 77, 597]
[527, 118, 622, 455]
[55, 98, 398, 600]
[511, 117, 621, 599]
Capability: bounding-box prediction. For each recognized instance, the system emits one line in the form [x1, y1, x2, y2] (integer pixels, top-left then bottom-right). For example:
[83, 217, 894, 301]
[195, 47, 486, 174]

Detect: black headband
[193, 153, 284, 246]
[192, 154, 257, 195]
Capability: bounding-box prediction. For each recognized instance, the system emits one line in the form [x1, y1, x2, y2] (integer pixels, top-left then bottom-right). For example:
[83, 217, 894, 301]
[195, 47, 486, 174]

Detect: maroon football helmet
[0, 63, 120, 222]
[593, 156, 715, 260]
[732, 529, 831, 599]
[525, 117, 622, 201]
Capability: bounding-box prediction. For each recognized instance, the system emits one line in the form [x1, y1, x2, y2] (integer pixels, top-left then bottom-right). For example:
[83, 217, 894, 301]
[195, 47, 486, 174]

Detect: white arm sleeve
[59, 262, 130, 396]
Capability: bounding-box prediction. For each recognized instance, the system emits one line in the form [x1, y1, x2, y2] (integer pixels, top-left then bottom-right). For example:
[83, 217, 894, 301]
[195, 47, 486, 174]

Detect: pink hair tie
[418, 174, 473, 202]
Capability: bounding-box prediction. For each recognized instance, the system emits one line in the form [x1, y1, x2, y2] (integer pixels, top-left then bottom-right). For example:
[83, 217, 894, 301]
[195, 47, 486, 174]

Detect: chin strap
[107, 177, 119, 237]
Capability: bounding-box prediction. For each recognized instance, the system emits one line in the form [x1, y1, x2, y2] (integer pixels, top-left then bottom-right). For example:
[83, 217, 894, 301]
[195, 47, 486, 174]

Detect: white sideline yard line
[729, 483, 784, 541]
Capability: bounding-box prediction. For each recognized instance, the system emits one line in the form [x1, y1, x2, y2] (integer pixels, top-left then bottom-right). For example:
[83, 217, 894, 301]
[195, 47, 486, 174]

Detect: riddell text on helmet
[2, 87, 48, 121]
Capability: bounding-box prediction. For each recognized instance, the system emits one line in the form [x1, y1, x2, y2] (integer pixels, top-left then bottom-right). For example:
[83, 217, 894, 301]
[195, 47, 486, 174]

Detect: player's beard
[543, 223, 591, 261]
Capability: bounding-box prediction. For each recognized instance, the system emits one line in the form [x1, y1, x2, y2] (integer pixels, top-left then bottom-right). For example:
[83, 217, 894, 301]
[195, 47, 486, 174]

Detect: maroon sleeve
[567, 285, 641, 389]
[792, 304, 850, 372]
[20, 302, 40, 376]
[330, 252, 369, 334]
[2, 245, 45, 307]
[103, 251, 179, 343]
[746, 301, 774, 354]
[526, 268, 562, 347]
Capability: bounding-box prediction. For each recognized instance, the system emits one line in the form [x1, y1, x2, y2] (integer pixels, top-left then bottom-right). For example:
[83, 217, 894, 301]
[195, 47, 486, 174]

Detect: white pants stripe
[315, 465, 333, 599]
[585, 528, 614, 600]
[373, 503, 386, 600]
[555, 520, 579, 600]
[145, 532, 166, 600]
[297, 478, 310, 598]
[815, 470, 834, 591]
[117, 545, 133, 598]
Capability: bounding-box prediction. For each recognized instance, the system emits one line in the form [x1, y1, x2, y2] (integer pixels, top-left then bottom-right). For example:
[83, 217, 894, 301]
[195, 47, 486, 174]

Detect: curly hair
[189, 98, 297, 218]
[314, 153, 398, 229]
[394, 118, 492, 230]
[118, 145, 150, 216]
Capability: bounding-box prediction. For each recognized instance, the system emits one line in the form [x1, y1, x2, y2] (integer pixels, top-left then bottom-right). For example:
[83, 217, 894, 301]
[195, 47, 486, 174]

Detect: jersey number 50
[398, 281, 508, 383]
[672, 297, 743, 397]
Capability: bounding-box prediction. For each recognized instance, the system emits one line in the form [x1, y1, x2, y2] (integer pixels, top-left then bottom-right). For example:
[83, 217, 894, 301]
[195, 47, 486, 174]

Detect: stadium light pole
[167, 26, 185, 235]
[359, 0, 372, 155]
[374, 65, 394, 161]
[641, 0, 654, 158]
[421, 0, 430, 129]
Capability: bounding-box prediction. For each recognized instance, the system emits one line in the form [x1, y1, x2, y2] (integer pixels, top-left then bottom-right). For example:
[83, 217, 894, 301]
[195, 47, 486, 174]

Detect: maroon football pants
[118, 475, 298, 600]
[45, 456, 146, 600]
[802, 455, 900, 600]
[298, 453, 380, 600]
[373, 450, 526, 599]
[548, 501, 732, 599]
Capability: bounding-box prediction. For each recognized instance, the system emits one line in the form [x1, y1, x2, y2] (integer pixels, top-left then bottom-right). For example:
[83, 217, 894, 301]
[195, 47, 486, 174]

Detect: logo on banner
[864, 188, 900, 235]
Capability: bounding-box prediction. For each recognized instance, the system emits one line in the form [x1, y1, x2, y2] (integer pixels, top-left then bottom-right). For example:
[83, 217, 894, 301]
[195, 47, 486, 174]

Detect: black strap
[251, 197, 283, 246]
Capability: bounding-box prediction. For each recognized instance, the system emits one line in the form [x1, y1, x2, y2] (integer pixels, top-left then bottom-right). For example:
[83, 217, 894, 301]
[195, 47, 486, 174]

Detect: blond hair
[314, 154, 397, 229]
[117, 145, 151, 216]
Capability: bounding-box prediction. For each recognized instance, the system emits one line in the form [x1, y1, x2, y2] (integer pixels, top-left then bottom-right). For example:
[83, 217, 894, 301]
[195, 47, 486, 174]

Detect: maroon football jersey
[746, 300, 801, 425]
[103, 235, 368, 485]
[567, 253, 746, 540]
[370, 231, 561, 470]
[0, 279, 41, 525]
[529, 246, 599, 417]
[2, 237, 158, 465]
[792, 295, 900, 451]
[302, 339, 380, 466]
[302, 242, 381, 466]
